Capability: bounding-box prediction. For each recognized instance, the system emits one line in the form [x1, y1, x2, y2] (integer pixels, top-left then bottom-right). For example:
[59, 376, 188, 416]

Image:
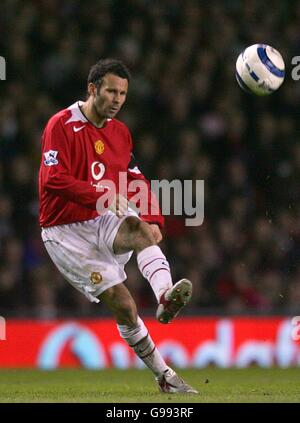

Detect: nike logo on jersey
[73, 125, 86, 132]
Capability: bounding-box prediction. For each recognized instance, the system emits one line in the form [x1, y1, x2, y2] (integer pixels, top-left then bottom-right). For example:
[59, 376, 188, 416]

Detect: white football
[236, 44, 285, 96]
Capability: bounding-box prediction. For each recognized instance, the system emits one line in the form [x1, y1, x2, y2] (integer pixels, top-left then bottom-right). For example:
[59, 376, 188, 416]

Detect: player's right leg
[98, 283, 198, 394]
[113, 216, 193, 324]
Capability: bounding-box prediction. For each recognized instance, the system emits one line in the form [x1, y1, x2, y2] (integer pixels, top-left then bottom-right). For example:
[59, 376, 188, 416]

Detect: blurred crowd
[1, 0, 300, 317]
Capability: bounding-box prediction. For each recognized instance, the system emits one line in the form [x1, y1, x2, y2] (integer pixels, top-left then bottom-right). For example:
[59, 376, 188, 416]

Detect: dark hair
[87, 58, 131, 86]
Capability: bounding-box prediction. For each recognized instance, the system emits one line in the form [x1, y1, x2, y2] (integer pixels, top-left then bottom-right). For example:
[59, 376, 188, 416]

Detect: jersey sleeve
[40, 118, 102, 210]
[126, 132, 164, 228]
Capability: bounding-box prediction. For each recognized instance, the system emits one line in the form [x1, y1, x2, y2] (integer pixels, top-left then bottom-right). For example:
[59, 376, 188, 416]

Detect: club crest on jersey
[90, 271, 103, 285]
[95, 140, 105, 155]
[44, 150, 58, 166]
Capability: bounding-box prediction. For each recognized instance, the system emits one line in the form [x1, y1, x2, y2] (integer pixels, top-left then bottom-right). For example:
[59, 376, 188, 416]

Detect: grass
[0, 368, 299, 403]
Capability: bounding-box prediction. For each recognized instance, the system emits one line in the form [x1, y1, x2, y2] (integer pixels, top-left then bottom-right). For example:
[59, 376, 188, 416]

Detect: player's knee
[125, 216, 142, 235]
[126, 217, 155, 250]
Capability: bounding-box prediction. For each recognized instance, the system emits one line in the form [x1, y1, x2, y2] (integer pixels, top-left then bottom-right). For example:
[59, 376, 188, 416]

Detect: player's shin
[117, 316, 168, 376]
[137, 245, 172, 302]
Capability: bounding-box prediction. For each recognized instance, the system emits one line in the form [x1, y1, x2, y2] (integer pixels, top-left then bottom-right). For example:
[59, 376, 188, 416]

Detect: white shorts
[41, 210, 139, 303]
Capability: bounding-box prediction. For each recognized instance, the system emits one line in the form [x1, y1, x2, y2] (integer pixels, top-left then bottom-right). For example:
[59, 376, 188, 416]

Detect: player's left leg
[99, 283, 167, 375]
[113, 216, 193, 324]
[98, 283, 198, 394]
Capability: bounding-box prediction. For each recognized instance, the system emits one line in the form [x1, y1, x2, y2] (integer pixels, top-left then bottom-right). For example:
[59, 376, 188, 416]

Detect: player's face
[94, 74, 128, 119]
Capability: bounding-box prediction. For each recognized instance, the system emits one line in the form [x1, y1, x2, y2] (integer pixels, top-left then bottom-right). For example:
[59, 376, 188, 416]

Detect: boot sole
[156, 279, 192, 324]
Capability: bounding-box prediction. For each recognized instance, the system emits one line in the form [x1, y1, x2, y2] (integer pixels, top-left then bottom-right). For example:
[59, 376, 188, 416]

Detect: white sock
[137, 245, 173, 302]
[117, 316, 168, 376]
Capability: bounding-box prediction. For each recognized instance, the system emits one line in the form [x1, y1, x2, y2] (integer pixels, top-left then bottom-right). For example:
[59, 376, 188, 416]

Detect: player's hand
[109, 194, 128, 218]
[150, 224, 163, 243]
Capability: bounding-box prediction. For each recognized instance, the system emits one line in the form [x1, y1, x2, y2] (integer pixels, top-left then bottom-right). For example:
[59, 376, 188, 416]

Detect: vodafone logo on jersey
[91, 162, 105, 181]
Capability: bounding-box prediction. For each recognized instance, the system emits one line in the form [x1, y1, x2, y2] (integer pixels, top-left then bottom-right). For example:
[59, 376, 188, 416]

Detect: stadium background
[1, 0, 300, 325]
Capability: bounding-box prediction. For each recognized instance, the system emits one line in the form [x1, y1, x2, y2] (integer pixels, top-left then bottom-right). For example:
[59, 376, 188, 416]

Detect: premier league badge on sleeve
[44, 150, 59, 166]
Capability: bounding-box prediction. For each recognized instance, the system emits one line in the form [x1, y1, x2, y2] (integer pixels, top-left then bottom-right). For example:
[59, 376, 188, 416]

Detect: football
[235, 44, 285, 95]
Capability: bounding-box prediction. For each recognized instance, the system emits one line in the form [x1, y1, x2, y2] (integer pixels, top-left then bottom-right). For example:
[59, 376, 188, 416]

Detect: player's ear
[87, 82, 97, 97]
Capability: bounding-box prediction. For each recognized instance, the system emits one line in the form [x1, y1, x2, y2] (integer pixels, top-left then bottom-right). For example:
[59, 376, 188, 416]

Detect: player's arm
[41, 118, 102, 210]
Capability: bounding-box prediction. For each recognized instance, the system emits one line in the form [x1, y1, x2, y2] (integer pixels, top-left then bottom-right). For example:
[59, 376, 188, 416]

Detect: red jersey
[39, 101, 164, 228]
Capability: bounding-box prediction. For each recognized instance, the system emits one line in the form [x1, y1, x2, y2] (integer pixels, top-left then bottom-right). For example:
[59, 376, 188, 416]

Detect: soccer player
[39, 58, 197, 394]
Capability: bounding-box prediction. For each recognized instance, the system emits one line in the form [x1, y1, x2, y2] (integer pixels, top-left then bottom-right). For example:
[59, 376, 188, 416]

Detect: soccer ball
[235, 44, 285, 96]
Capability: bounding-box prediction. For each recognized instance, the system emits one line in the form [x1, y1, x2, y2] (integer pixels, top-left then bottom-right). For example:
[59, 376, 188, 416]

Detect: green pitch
[0, 368, 299, 403]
